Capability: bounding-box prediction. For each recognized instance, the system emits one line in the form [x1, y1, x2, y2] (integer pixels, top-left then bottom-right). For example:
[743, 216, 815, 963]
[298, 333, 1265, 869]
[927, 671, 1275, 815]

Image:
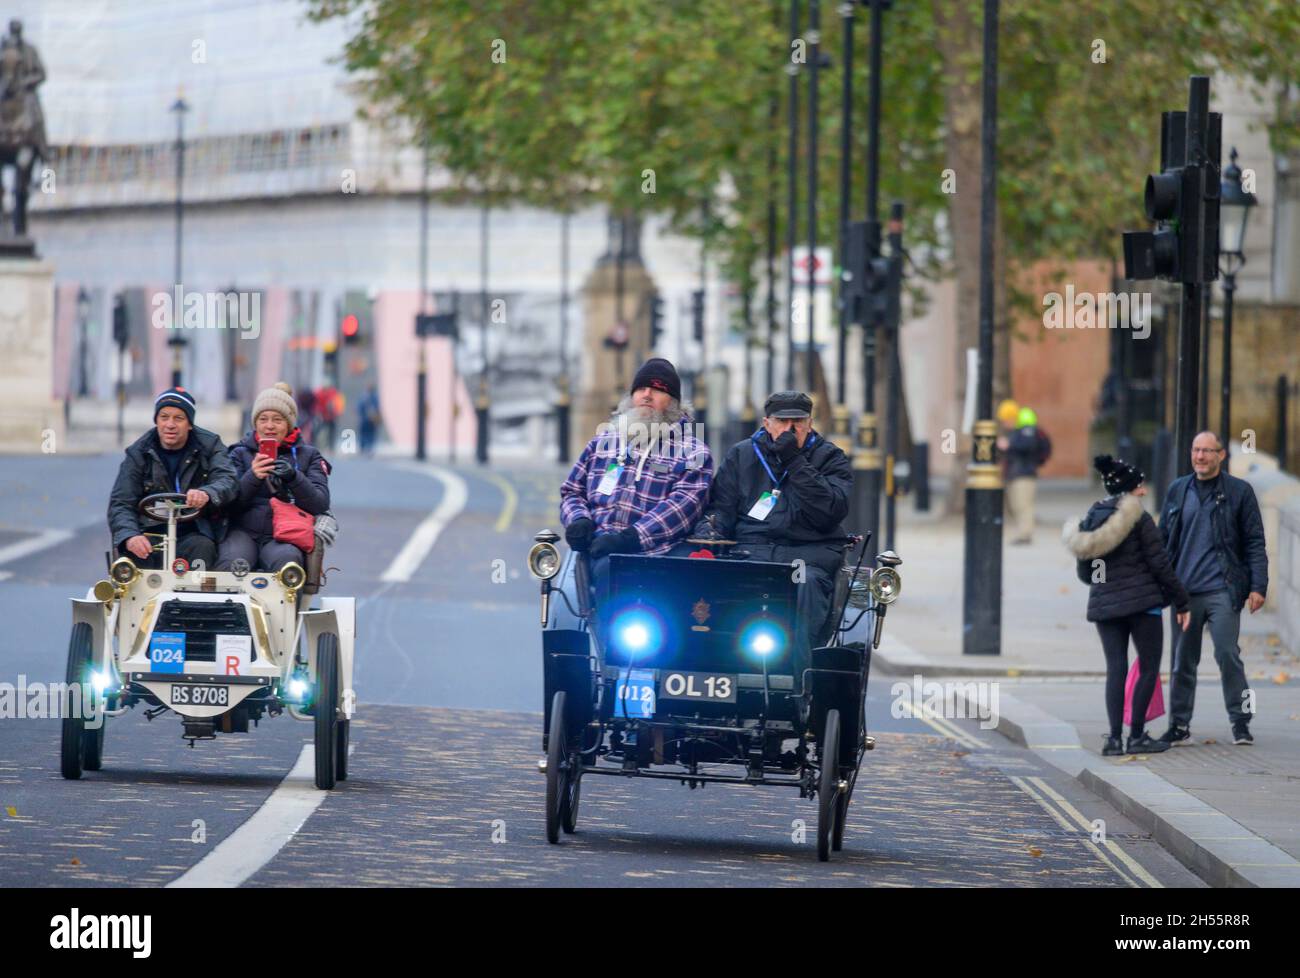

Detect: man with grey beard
[560, 358, 712, 603]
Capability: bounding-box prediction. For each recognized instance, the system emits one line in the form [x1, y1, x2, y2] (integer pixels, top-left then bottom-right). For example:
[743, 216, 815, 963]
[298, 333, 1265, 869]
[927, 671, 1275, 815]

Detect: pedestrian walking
[358, 385, 382, 455]
[1158, 431, 1269, 747]
[1006, 406, 1052, 544]
[1064, 455, 1190, 755]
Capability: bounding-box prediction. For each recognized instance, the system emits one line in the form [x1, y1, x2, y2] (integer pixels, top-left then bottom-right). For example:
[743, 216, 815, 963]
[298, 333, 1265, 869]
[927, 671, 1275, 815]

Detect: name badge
[747, 490, 779, 521]
[596, 463, 623, 496]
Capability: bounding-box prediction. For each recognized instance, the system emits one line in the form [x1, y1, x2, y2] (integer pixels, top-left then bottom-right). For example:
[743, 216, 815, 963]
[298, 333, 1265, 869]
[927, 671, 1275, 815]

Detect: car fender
[72, 595, 116, 676]
[301, 597, 356, 717]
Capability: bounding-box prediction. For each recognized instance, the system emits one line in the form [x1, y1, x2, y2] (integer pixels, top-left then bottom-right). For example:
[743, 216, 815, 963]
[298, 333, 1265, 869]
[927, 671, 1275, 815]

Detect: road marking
[0, 528, 73, 567]
[167, 745, 325, 888]
[1026, 776, 1163, 888]
[895, 698, 984, 750]
[482, 471, 518, 533]
[1009, 774, 1139, 887]
[379, 464, 469, 583]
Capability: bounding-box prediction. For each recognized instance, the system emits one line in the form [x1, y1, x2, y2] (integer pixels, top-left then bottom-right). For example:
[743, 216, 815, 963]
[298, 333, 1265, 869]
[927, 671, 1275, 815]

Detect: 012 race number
[658, 671, 737, 703]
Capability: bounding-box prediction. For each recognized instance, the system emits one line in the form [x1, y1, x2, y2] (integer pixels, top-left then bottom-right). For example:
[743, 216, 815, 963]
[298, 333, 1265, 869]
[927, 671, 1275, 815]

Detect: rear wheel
[832, 767, 855, 851]
[314, 633, 340, 790]
[817, 709, 842, 862]
[545, 691, 569, 844]
[60, 624, 94, 780]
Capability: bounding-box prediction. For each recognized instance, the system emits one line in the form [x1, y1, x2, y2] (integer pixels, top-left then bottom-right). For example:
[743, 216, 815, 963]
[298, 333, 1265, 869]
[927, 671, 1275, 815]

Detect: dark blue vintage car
[528, 531, 902, 861]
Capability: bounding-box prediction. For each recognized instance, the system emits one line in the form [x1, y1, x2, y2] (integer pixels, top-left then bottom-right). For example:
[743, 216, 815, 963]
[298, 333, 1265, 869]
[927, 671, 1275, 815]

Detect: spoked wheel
[545, 690, 570, 844]
[817, 708, 842, 862]
[314, 633, 340, 790]
[832, 765, 857, 852]
[60, 623, 95, 780]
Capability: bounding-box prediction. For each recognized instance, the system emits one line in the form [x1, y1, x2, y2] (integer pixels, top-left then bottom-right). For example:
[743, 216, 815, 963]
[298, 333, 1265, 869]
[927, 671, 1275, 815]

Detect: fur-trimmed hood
[1062, 492, 1144, 560]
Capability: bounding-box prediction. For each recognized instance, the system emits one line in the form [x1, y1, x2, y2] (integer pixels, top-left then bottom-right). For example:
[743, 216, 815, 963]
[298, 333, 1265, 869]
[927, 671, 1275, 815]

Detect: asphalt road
[0, 452, 1204, 887]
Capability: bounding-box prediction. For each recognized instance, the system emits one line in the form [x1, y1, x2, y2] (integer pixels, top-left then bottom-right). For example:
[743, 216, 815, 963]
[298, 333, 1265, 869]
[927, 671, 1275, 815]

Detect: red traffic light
[341, 314, 359, 339]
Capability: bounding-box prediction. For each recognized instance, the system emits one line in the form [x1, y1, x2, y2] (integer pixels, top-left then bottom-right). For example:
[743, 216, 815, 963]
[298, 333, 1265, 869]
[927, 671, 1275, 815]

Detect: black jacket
[1006, 425, 1052, 479]
[1064, 492, 1189, 622]
[226, 429, 331, 539]
[702, 429, 853, 575]
[1160, 471, 1268, 611]
[107, 427, 239, 546]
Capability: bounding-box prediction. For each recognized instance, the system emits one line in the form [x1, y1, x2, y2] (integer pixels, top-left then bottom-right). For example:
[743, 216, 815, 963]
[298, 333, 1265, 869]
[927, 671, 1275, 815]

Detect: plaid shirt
[560, 416, 712, 555]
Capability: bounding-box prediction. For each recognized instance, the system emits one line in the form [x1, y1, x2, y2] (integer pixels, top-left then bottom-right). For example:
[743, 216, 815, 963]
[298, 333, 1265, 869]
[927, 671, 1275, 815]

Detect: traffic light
[112, 293, 128, 350]
[864, 254, 891, 324]
[1122, 103, 1221, 285]
[341, 313, 361, 345]
[649, 293, 665, 349]
[690, 289, 705, 343]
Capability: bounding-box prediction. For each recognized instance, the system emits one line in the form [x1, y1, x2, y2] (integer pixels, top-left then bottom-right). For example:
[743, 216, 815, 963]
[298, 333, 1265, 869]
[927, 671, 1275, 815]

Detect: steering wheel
[138, 492, 204, 523]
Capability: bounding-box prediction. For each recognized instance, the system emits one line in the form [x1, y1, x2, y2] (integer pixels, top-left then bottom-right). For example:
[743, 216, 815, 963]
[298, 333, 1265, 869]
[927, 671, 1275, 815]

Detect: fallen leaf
[4, 806, 15, 817]
[952, 751, 970, 758]
[1006, 668, 1021, 678]
[1202, 739, 1218, 745]
[70, 857, 80, 866]
[1027, 845, 1043, 857]
[1267, 635, 1281, 646]
[1274, 672, 1290, 684]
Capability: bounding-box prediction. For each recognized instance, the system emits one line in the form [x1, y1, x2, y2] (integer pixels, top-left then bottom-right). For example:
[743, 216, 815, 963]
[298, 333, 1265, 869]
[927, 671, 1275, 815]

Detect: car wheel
[60, 623, 94, 780]
[314, 633, 340, 790]
[832, 767, 855, 852]
[817, 708, 841, 862]
[561, 767, 581, 834]
[545, 690, 568, 844]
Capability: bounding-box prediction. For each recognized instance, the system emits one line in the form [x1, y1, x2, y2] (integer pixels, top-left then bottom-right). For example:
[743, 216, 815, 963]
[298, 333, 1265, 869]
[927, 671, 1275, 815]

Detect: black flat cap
[764, 390, 813, 418]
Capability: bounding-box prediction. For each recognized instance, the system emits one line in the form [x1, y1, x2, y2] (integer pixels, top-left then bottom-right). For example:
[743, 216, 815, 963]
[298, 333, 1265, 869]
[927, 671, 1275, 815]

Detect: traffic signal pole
[830, 0, 855, 455]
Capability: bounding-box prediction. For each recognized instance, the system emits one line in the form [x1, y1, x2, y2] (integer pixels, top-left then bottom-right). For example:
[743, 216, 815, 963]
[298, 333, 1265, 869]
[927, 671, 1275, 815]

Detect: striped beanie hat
[154, 387, 196, 424]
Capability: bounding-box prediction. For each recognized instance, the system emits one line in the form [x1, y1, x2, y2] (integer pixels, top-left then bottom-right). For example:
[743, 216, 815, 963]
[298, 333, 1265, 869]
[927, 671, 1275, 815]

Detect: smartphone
[258, 438, 279, 459]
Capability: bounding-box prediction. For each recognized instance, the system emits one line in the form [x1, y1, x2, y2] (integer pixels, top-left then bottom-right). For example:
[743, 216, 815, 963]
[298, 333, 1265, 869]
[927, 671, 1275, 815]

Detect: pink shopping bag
[1123, 658, 1165, 725]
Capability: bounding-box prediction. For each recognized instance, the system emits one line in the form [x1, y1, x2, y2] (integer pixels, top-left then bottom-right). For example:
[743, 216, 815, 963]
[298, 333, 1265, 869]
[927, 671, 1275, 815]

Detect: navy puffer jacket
[226, 428, 331, 539]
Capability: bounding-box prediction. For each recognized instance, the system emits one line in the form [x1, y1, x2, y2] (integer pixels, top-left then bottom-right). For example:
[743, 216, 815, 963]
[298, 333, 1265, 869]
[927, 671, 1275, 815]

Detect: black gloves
[588, 527, 641, 561]
[271, 458, 296, 481]
[564, 517, 595, 552]
[692, 516, 722, 540]
[770, 429, 800, 464]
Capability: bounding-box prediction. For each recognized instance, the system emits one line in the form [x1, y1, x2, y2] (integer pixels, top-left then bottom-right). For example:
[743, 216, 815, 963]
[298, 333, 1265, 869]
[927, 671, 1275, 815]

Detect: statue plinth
[0, 258, 65, 452]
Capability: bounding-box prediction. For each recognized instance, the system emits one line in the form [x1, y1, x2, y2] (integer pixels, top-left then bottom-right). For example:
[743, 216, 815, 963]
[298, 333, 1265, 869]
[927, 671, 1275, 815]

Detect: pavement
[875, 480, 1300, 887]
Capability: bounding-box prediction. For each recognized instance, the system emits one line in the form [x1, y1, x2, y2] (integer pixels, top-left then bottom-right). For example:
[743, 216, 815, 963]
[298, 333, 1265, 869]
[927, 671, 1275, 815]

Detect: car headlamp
[91, 670, 114, 695]
[110, 557, 140, 586]
[609, 608, 663, 659]
[277, 562, 306, 592]
[527, 542, 561, 580]
[286, 677, 310, 701]
[869, 566, 902, 605]
[740, 619, 786, 660]
[93, 579, 119, 603]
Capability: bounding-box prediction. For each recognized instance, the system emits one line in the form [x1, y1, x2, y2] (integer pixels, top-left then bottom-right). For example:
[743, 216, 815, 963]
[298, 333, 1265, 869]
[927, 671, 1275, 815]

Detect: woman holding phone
[216, 382, 332, 572]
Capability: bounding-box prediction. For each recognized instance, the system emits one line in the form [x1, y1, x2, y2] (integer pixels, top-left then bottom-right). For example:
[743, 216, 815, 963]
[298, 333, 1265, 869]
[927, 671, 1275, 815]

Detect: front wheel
[60, 623, 95, 780]
[314, 633, 340, 790]
[545, 691, 569, 844]
[817, 709, 842, 862]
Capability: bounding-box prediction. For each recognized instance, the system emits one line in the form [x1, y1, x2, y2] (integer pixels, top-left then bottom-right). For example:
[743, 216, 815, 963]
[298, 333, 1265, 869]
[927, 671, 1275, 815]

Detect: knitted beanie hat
[1094, 454, 1144, 496]
[251, 382, 298, 427]
[154, 387, 196, 424]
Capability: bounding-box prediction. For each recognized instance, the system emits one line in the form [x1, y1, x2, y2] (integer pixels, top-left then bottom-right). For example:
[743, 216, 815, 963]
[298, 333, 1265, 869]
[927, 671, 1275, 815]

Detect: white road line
[0, 528, 73, 567]
[379, 465, 469, 583]
[1009, 774, 1139, 888]
[1027, 775, 1163, 888]
[167, 745, 325, 888]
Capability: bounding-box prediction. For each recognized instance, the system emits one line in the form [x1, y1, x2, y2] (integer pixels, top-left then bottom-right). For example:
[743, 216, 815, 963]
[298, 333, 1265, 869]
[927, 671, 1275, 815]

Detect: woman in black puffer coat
[1064, 455, 1190, 756]
[216, 382, 331, 572]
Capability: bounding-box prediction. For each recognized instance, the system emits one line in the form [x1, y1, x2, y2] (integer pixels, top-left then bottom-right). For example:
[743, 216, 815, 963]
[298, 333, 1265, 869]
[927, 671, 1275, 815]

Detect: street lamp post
[785, 0, 801, 391]
[830, 0, 855, 453]
[557, 211, 572, 463]
[1219, 147, 1256, 453]
[805, 0, 822, 396]
[416, 141, 430, 462]
[169, 94, 189, 388]
[476, 203, 491, 465]
[961, 0, 1003, 656]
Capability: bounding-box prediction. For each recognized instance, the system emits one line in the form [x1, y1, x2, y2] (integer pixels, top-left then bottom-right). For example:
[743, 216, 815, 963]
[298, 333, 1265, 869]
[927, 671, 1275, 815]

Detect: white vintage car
[62, 492, 355, 789]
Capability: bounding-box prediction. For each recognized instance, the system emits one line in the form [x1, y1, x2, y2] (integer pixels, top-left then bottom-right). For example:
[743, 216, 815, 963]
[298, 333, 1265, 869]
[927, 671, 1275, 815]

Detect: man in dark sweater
[1159, 431, 1269, 746]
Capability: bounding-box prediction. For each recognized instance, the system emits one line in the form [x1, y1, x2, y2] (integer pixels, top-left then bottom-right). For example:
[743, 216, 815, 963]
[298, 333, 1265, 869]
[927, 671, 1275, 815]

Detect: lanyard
[751, 431, 816, 488]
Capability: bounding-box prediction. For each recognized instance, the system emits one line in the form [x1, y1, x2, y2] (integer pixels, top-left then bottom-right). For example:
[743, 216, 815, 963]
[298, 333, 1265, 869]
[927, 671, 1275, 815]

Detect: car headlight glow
[740, 619, 786, 660]
[609, 608, 663, 659]
[869, 566, 902, 605]
[90, 670, 113, 695]
[287, 678, 309, 700]
[527, 542, 561, 580]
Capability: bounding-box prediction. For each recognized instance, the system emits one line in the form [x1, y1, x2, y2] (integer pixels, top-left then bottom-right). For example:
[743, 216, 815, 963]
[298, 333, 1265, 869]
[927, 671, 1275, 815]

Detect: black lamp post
[76, 287, 91, 397]
[168, 94, 190, 388]
[1218, 147, 1256, 452]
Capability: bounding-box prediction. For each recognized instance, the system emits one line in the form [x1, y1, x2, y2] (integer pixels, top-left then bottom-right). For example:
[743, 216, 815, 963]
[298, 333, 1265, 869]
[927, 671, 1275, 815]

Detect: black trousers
[1095, 612, 1163, 739]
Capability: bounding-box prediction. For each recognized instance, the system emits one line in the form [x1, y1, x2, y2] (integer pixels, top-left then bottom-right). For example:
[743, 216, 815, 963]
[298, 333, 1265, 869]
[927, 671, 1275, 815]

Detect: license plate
[614, 668, 656, 719]
[170, 684, 230, 707]
[658, 671, 737, 703]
